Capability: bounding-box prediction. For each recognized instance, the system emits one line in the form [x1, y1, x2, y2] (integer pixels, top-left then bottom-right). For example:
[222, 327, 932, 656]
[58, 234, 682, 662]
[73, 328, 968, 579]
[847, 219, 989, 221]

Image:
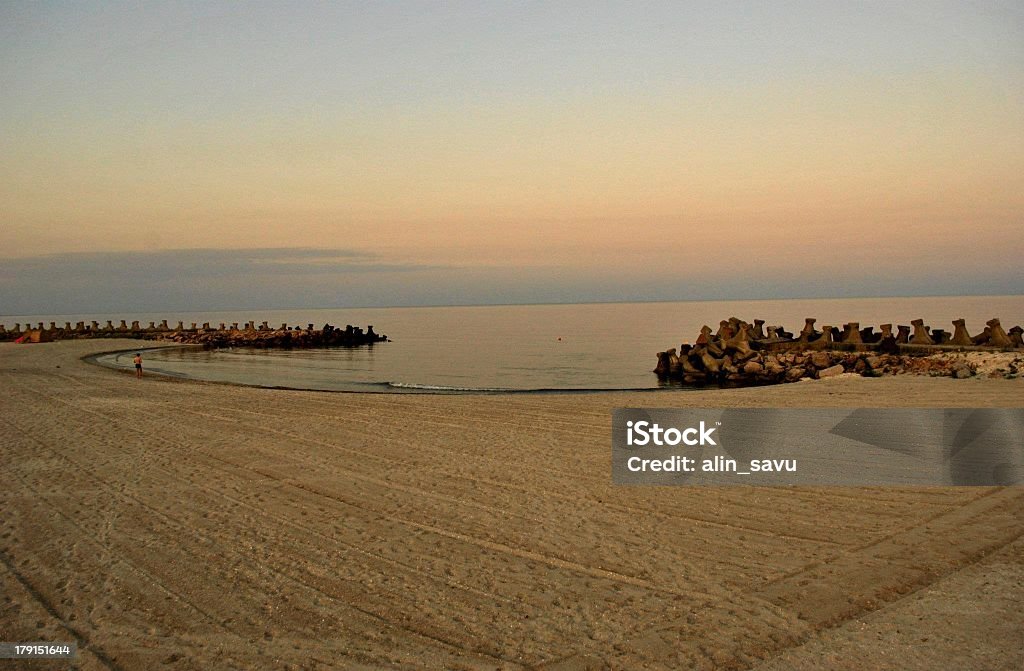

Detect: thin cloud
[0, 248, 440, 281]
[0, 247, 451, 313]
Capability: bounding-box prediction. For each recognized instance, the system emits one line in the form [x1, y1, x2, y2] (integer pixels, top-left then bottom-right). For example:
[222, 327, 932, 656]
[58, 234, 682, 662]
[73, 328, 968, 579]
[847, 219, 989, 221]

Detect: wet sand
[1, 340, 1021, 670]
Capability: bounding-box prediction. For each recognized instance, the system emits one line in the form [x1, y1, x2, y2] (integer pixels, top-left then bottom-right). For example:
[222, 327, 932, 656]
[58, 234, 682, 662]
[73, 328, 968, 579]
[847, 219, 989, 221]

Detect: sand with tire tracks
[1, 340, 1021, 670]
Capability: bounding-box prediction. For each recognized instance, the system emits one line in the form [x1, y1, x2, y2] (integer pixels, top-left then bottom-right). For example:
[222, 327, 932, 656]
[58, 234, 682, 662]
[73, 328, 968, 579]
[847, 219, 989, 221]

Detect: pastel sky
[1, 1, 1022, 312]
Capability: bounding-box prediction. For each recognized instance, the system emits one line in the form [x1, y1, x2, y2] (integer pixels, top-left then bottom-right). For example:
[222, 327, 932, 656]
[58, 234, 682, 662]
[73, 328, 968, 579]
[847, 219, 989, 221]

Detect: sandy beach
[1, 339, 1021, 670]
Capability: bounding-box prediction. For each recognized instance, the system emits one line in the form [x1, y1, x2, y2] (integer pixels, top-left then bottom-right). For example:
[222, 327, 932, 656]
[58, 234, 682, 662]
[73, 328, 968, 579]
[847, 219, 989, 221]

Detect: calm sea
[7, 296, 1023, 392]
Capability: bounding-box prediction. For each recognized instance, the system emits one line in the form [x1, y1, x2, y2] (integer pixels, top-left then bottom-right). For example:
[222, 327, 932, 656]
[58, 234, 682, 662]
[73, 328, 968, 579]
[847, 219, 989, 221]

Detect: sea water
[7, 296, 1022, 392]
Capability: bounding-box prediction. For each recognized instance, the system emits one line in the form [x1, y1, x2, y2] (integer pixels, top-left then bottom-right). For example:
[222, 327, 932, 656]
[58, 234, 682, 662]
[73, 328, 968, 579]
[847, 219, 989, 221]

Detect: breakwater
[0, 319, 387, 348]
[656, 317, 1023, 385]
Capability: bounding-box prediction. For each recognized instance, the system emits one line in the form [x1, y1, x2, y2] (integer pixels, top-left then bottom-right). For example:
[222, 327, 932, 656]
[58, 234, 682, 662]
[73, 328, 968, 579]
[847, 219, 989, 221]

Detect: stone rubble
[655, 316, 1023, 386]
[0, 319, 387, 348]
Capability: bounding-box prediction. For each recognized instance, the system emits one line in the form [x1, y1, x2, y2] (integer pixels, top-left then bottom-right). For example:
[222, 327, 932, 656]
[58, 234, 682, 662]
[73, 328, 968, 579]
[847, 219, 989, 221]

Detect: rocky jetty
[0, 319, 387, 348]
[656, 317, 1023, 386]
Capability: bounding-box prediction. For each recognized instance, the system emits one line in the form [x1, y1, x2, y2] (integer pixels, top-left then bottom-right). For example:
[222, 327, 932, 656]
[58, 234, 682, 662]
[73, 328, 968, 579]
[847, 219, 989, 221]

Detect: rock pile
[656, 316, 1023, 386]
[151, 323, 387, 348]
[147, 323, 387, 348]
[0, 319, 387, 348]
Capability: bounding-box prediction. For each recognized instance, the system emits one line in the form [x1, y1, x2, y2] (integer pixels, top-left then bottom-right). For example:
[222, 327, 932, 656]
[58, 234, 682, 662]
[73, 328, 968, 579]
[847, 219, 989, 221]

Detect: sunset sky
[2, 1, 1022, 312]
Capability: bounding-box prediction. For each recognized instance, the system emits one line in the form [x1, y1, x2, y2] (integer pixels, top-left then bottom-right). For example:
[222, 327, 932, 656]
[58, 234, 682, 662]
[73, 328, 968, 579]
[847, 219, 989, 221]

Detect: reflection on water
[75, 295, 1024, 392]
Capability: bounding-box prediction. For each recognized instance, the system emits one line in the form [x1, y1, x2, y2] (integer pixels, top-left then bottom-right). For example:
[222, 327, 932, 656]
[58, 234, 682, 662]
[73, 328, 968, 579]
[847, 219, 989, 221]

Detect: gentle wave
[386, 381, 515, 392]
[383, 381, 661, 394]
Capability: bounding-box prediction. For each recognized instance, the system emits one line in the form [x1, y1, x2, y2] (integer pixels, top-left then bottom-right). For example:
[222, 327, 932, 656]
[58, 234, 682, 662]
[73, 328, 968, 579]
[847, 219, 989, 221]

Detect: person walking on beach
[133, 353, 143, 379]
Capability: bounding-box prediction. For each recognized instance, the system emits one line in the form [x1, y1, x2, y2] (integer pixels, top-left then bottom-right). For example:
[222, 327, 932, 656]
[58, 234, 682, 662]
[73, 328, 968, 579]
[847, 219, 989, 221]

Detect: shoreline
[1, 339, 1021, 669]
[85, 344, 668, 395]
[85, 342, 676, 395]
[84, 340, 1024, 397]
